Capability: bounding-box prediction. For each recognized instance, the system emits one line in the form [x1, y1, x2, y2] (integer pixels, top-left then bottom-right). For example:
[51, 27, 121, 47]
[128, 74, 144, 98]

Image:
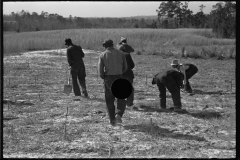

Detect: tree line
[3, 1, 235, 38]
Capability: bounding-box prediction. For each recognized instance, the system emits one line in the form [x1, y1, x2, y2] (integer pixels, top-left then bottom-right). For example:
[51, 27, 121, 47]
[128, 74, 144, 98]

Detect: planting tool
[63, 69, 72, 95]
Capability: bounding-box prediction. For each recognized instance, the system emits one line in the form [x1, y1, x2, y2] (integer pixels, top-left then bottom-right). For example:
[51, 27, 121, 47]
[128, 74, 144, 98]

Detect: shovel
[64, 69, 72, 95]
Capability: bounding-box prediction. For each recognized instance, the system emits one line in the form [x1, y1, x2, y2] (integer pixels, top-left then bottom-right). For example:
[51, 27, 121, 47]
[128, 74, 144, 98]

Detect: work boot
[115, 114, 122, 125]
[110, 119, 116, 126]
[174, 108, 188, 113]
[73, 96, 81, 101]
[158, 107, 168, 112]
[82, 90, 89, 98]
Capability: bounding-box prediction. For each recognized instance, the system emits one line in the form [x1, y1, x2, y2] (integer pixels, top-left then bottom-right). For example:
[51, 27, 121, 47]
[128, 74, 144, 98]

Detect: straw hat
[171, 59, 180, 66]
[120, 37, 127, 42]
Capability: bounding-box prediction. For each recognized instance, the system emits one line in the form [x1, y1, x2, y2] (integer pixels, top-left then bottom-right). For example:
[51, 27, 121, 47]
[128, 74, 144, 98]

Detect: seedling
[64, 106, 69, 140]
[150, 118, 153, 135]
[35, 76, 37, 86]
[38, 92, 41, 101]
[145, 74, 148, 86]
[7, 101, 10, 110]
[97, 68, 98, 80]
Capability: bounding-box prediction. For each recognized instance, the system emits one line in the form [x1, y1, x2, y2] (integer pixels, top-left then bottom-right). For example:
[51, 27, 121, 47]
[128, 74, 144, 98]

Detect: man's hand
[100, 74, 105, 79]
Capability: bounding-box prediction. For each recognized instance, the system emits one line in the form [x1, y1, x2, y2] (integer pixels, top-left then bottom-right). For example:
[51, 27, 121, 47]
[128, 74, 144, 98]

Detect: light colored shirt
[98, 47, 128, 78]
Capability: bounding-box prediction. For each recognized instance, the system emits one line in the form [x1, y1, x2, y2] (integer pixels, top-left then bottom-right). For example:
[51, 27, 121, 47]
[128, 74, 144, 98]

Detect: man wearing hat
[65, 38, 89, 99]
[116, 37, 135, 108]
[152, 69, 186, 112]
[98, 39, 128, 126]
[171, 59, 198, 94]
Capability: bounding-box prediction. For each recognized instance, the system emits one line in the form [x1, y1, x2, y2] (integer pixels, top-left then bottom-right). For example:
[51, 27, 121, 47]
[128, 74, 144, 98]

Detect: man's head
[65, 38, 73, 46]
[171, 59, 179, 68]
[120, 37, 127, 44]
[103, 39, 113, 48]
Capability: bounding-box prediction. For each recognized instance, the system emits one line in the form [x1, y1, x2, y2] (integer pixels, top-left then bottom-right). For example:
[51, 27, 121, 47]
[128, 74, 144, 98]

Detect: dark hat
[103, 39, 113, 46]
[65, 38, 72, 45]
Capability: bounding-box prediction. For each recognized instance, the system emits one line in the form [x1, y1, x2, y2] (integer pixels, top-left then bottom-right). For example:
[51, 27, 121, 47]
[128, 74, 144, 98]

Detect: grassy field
[3, 47, 236, 158]
[3, 29, 235, 59]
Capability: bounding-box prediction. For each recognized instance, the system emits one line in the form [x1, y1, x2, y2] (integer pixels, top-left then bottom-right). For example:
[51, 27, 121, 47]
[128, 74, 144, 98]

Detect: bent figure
[171, 59, 198, 93]
[152, 69, 185, 112]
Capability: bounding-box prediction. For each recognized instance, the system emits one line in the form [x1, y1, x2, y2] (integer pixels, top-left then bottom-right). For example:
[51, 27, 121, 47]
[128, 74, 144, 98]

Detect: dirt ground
[3, 48, 236, 158]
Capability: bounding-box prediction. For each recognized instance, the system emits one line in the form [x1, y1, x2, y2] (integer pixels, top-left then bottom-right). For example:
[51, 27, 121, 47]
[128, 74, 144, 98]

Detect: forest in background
[3, 1, 235, 39]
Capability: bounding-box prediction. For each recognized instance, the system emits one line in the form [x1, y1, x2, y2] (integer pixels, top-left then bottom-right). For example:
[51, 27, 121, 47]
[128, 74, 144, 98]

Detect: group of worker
[65, 37, 198, 126]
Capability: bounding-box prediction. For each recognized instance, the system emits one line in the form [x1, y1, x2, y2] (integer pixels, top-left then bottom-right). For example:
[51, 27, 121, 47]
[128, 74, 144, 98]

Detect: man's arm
[122, 54, 128, 73]
[67, 49, 73, 67]
[175, 72, 184, 88]
[78, 46, 85, 58]
[98, 55, 105, 79]
[127, 54, 135, 69]
[128, 45, 134, 53]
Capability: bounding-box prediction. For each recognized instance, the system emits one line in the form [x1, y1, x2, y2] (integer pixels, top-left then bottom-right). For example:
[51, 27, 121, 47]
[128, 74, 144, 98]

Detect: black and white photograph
[2, 1, 236, 158]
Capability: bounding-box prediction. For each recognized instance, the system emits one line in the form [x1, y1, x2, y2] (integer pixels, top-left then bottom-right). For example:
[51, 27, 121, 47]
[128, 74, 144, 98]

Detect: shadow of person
[193, 89, 233, 95]
[187, 110, 223, 119]
[124, 123, 207, 142]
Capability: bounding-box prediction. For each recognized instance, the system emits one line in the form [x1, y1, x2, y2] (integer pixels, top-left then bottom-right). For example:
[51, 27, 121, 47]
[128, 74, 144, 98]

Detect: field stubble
[3, 48, 235, 158]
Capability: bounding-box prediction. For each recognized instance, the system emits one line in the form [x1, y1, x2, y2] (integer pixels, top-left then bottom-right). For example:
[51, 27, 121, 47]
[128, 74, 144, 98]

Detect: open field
[3, 47, 236, 158]
[3, 29, 235, 59]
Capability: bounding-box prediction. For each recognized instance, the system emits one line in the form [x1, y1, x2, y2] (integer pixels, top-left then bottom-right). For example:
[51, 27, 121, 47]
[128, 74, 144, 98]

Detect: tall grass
[3, 28, 235, 59]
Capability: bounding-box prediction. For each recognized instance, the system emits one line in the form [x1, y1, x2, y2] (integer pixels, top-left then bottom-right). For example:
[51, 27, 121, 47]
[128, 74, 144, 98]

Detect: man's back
[67, 44, 85, 69]
[99, 47, 127, 76]
[117, 43, 134, 53]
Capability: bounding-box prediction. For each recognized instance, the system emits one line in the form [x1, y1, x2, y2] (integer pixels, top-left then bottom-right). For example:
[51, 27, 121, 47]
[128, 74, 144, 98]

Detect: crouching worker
[171, 60, 198, 94]
[152, 69, 187, 113]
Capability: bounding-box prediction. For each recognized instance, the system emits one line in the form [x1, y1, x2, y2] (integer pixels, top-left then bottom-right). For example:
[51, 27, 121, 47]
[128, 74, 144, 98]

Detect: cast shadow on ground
[89, 97, 106, 103]
[135, 104, 223, 119]
[193, 89, 234, 95]
[3, 99, 34, 106]
[124, 123, 207, 142]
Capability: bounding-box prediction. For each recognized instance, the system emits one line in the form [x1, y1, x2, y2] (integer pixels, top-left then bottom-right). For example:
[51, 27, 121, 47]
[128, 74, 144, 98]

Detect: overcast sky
[3, 1, 218, 18]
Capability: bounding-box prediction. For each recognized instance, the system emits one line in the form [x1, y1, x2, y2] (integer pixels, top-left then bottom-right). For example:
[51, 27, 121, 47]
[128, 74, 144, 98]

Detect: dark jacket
[67, 44, 85, 69]
[117, 43, 134, 53]
[177, 63, 198, 79]
[117, 43, 135, 79]
[152, 69, 184, 91]
[122, 52, 135, 79]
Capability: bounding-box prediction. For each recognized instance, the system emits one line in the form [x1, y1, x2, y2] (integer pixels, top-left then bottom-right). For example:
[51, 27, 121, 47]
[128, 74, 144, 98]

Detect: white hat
[171, 59, 179, 66]
[120, 37, 127, 42]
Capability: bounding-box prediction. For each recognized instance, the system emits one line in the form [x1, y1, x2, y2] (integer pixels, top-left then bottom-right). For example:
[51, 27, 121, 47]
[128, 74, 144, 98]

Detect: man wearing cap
[65, 38, 89, 100]
[116, 37, 135, 108]
[152, 69, 186, 112]
[171, 60, 198, 94]
[98, 39, 128, 126]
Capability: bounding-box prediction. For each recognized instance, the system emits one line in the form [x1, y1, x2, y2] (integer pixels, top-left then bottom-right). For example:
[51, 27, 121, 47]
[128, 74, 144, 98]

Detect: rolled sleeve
[98, 56, 105, 79]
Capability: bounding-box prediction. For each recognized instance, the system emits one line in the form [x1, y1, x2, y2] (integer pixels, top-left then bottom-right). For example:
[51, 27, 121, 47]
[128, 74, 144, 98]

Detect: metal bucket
[63, 69, 72, 95]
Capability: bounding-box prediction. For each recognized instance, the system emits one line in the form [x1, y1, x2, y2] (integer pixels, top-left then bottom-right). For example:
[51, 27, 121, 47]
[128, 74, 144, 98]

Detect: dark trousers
[104, 75, 127, 123]
[71, 68, 87, 96]
[185, 65, 198, 92]
[124, 77, 134, 106]
[157, 77, 182, 109]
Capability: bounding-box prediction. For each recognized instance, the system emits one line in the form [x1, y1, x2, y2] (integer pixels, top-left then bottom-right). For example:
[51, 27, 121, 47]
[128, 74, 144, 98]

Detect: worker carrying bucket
[64, 38, 89, 100]
[64, 68, 72, 96]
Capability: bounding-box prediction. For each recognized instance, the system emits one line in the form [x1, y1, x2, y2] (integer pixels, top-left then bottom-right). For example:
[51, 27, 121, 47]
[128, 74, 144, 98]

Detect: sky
[3, 1, 218, 18]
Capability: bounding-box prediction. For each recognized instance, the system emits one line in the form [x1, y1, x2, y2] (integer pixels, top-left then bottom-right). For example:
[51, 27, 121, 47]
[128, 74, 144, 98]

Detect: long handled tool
[63, 69, 72, 95]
